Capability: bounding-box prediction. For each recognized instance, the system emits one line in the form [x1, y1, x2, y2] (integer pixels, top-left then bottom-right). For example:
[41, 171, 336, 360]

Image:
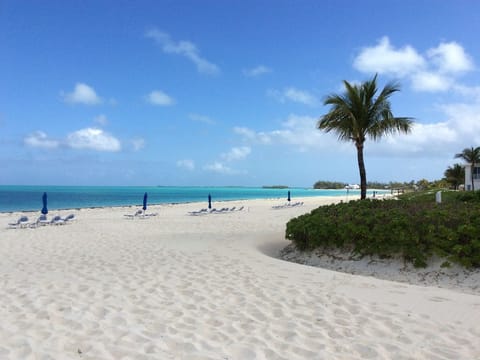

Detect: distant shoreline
[0, 185, 389, 213]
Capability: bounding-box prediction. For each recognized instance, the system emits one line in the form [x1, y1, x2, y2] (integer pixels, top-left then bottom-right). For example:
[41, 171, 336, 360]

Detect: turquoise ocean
[0, 185, 382, 213]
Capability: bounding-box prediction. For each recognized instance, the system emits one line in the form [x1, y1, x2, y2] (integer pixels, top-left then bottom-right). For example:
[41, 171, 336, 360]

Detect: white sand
[1, 196, 479, 359]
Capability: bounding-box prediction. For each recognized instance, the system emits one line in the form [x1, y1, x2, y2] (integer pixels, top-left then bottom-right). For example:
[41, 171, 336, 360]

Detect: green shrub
[285, 199, 480, 268]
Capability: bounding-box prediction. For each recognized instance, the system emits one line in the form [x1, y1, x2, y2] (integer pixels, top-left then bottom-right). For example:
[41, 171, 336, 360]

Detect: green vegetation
[318, 74, 413, 199]
[444, 164, 464, 190]
[262, 185, 289, 189]
[286, 192, 480, 268]
[313, 181, 346, 189]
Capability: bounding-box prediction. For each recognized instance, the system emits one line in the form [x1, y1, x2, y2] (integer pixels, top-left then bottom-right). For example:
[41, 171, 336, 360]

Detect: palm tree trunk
[356, 142, 367, 199]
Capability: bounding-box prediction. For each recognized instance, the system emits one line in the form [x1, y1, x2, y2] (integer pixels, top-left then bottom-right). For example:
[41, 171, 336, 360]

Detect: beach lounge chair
[62, 214, 76, 223]
[212, 208, 229, 214]
[50, 215, 65, 225]
[30, 214, 49, 228]
[188, 208, 208, 216]
[124, 209, 144, 219]
[8, 216, 29, 229]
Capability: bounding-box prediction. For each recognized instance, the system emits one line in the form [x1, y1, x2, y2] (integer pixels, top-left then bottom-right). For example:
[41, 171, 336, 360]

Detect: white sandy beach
[1, 196, 480, 359]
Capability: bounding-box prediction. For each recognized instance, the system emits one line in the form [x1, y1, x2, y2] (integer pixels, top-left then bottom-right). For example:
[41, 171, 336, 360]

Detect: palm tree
[318, 74, 413, 199]
[443, 164, 465, 190]
[455, 146, 480, 191]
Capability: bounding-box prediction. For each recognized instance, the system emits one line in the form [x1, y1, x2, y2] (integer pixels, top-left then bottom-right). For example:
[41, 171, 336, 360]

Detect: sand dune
[1, 197, 479, 359]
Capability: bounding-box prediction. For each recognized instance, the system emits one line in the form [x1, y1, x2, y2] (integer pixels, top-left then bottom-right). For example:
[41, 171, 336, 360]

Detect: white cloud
[233, 127, 272, 144]
[221, 146, 251, 161]
[66, 128, 121, 152]
[372, 121, 458, 156]
[427, 42, 473, 73]
[353, 36, 425, 76]
[235, 114, 342, 152]
[146, 29, 219, 74]
[232, 102, 480, 160]
[24, 131, 59, 149]
[147, 90, 175, 106]
[189, 113, 215, 125]
[94, 114, 109, 126]
[204, 161, 232, 174]
[243, 65, 272, 77]
[353, 37, 475, 95]
[63, 83, 102, 105]
[439, 102, 480, 142]
[131, 137, 145, 151]
[411, 71, 451, 92]
[177, 159, 195, 171]
[203, 161, 236, 174]
[268, 87, 319, 106]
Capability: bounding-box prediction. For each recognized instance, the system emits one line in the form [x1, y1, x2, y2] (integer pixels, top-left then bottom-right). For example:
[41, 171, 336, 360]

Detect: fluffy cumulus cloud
[221, 146, 251, 161]
[232, 103, 480, 160]
[371, 121, 458, 156]
[268, 87, 319, 106]
[203, 161, 235, 175]
[145, 29, 219, 74]
[411, 72, 451, 92]
[233, 127, 272, 144]
[365, 109, 478, 157]
[427, 42, 473, 74]
[66, 128, 121, 152]
[24, 128, 122, 152]
[177, 159, 195, 171]
[243, 65, 272, 77]
[63, 83, 102, 105]
[146, 90, 175, 106]
[204, 146, 251, 175]
[235, 114, 341, 152]
[353, 36, 425, 76]
[24, 131, 60, 149]
[353, 37, 475, 94]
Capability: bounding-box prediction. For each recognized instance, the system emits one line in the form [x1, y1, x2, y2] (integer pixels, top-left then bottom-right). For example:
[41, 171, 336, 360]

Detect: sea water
[0, 185, 381, 213]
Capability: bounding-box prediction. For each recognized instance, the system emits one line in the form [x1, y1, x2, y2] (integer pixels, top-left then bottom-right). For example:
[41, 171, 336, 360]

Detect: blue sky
[2, 1, 480, 186]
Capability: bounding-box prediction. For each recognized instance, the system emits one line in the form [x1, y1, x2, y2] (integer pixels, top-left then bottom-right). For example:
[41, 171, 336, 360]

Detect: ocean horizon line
[0, 185, 383, 213]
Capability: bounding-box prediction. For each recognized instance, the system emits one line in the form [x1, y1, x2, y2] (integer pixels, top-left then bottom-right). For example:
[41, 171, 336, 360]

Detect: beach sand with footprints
[1, 196, 479, 359]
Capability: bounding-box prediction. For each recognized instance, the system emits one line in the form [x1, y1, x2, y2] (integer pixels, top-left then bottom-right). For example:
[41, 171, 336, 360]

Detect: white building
[464, 164, 480, 190]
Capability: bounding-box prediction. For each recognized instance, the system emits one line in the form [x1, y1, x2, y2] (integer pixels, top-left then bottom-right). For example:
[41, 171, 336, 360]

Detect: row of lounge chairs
[188, 206, 245, 216]
[271, 202, 304, 209]
[8, 214, 76, 229]
[124, 209, 158, 219]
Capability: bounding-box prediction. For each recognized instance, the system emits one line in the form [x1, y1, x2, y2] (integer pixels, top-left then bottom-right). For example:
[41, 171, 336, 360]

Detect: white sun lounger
[8, 216, 29, 229]
[30, 214, 49, 228]
[124, 209, 144, 219]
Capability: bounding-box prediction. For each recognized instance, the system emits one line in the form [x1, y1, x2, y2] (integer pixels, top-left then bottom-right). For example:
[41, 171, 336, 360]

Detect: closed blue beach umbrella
[41, 192, 48, 215]
[287, 190, 291, 202]
[208, 194, 212, 209]
[143, 192, 148, 211]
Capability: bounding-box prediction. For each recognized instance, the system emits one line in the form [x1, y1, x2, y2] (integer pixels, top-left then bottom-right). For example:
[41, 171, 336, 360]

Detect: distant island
[313, 181, 346, 189]
[262, 185, 289, 189]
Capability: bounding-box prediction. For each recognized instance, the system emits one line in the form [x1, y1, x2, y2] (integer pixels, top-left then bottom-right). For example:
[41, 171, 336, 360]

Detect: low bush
[285, 198, 480, 268]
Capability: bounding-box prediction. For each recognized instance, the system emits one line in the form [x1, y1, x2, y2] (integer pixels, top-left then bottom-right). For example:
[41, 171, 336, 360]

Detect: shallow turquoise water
[0, 185, 380, 212]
